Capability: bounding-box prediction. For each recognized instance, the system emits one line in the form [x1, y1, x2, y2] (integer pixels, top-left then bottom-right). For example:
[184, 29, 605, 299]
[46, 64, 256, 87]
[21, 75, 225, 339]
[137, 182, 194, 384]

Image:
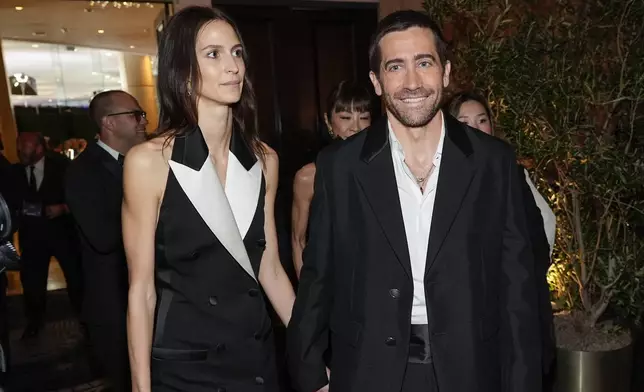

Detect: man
[287, 10, 542, 392]
[11, 132, 83, 339]
[65, 90, 147, 391]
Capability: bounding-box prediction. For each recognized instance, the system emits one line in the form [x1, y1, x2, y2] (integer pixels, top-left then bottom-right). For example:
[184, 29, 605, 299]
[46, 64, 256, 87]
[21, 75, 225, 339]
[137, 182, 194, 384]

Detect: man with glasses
[65, 90, 147, 391]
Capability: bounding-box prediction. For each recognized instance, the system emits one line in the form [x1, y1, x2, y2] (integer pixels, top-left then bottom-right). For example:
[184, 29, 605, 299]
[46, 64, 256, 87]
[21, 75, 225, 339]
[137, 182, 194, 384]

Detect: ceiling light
[15, 6, 24, 11]
[97, 29, 105, 34]
[31, 44, 39, 48]
[129, 45, 135, 49]
[91, 72, 98, 75]
[104, 52, 112, 56]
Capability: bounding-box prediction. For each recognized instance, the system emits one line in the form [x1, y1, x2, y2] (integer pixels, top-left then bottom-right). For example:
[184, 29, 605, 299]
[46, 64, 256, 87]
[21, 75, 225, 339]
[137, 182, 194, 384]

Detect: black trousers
[19, 224, 83, 325]
[87, 322, 131, 392]
[401, 362, 438, 392]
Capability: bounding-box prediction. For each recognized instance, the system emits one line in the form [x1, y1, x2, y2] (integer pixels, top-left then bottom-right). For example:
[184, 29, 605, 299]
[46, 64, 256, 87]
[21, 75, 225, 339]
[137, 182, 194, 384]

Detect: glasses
[106, 110, 147, 122]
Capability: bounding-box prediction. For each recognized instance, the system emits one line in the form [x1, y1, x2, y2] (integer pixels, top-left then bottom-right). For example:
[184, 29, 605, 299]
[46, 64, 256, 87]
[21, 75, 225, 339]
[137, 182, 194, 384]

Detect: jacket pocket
[151, 347, 208, 362]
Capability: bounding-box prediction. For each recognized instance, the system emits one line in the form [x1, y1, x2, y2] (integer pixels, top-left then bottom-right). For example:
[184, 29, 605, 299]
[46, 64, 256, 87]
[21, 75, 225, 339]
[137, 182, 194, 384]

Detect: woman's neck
[197, 99, 233, 159]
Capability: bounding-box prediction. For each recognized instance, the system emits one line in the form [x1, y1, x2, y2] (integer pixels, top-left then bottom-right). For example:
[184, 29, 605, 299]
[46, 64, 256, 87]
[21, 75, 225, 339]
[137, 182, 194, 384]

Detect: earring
[327, 126, 335, 139]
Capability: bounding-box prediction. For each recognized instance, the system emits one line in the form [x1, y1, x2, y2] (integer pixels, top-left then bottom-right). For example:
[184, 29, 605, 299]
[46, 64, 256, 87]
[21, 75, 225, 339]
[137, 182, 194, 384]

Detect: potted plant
[423, 0, 644, 390]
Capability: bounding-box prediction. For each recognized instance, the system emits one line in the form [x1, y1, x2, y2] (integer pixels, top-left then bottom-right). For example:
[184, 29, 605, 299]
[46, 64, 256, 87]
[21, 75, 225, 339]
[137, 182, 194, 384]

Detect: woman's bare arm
[259, 145, 296, 325]
[122, 142, 166, 392]
[291, 163, 316, 279]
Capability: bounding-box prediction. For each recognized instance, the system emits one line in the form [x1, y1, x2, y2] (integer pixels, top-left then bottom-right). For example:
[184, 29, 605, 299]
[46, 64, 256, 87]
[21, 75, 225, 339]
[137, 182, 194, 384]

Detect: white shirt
[523, 169, 556, 255]
[97, 139, 121, 161]
[389, 112, 446, 325]
[25, 156, 45, 190]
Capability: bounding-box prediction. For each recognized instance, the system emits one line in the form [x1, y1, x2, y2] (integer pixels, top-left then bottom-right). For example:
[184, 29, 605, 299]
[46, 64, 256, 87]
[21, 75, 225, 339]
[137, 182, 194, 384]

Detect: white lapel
[169, 155, 257, 282]
[225, 151, 262, 239]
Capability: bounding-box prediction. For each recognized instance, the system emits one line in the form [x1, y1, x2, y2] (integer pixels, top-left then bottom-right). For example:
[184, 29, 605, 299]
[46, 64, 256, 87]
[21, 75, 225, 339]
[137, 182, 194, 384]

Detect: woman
[123, 6, 295, 392]
[447, 91, 556, 254]
[291, 81, 373, 278]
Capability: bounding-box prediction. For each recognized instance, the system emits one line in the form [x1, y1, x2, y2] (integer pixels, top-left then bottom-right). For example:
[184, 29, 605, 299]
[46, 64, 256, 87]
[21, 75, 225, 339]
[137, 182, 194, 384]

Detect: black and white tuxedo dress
[150, 127, 278, 391]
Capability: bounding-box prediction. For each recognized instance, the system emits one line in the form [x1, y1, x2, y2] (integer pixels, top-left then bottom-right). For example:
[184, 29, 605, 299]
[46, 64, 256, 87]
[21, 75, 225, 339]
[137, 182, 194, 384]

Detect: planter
[554, 343, 633, 392]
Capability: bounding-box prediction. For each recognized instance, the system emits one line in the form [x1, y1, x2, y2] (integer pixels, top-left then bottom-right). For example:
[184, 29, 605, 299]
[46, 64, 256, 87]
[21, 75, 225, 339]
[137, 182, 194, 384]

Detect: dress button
[215, 343, 226, 353]
[385, 336, 397, 346]
[256, 238, 266, 248]
[255, 376, 265, 385]
[389, 288, 400, 299]
[189, 250, 200, 259]
[248, 288, 259, 297]
[208, 296, 218, 306]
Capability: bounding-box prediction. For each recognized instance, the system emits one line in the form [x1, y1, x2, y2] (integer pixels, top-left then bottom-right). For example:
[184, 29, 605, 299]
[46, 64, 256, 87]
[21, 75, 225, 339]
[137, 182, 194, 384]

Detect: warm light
[31, 44, 39, 48]
[97, 29, 105, 34]
[15, 6, 23, 11]
[129, 45, 135, 49]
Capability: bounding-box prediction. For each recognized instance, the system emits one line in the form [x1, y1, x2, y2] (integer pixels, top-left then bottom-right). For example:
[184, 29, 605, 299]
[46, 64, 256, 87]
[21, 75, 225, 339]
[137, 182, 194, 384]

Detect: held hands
[315, 367, 331, 392]
[45, 204, 67, 219]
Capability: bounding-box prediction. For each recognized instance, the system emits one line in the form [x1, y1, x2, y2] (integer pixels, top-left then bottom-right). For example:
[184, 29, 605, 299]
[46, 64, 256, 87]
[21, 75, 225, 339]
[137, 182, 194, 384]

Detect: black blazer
[287, 115, 542, 392]
[518, 165, 555, 373]
[65, 142, 128, 324]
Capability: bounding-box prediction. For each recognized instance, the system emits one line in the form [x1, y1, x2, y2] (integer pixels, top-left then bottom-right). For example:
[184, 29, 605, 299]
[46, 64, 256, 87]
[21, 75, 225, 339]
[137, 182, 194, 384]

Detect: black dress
[150, 127, 279, 391]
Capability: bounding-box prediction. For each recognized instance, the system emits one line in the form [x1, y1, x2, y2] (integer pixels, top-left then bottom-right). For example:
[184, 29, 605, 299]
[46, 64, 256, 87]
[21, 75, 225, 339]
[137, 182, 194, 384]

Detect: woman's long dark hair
[153, 6, 262, 158]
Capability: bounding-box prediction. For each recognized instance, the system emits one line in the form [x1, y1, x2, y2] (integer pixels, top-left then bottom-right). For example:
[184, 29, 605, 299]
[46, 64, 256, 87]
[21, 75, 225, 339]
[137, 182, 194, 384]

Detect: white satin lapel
[168, 159, 257, 281]
[225, 150, 262, 239]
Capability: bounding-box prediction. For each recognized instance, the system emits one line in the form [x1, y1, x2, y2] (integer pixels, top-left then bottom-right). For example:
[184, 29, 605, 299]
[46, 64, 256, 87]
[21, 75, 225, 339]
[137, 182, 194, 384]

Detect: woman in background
[291, 81, 373, 278]
[123, 6, 295, 392]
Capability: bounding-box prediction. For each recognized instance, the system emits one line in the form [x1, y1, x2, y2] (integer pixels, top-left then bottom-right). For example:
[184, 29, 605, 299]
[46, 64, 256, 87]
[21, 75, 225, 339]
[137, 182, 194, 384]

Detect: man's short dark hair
[369, 10, 448, 76]
[88, 90, 128, 129]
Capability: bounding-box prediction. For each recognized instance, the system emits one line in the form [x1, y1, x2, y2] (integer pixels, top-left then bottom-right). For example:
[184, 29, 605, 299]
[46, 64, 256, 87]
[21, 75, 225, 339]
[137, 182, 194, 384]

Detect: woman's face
[326, 109, 372, 140]
[457, 100, 492, 135]
[195, 20, 245, 106]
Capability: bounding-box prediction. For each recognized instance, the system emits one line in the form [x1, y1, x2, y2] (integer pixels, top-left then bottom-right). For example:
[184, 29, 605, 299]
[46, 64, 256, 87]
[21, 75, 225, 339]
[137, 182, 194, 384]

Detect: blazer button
[255, 376, 265, 385]
[215, 343, 226, 353]
[389, 288, 400, 299]
[385, 336, 397, 346]
[254, 332, 263, 340]
[208, 296, 218, 306]
[256, 238, 266, 248]
[248, 288, 259, 297]
[189, 250, 200, 259]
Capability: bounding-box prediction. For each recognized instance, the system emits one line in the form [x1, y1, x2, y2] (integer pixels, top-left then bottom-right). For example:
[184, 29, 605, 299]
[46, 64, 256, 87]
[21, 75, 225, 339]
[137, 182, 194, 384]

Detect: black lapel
[425, 114, 476, 274]
[230, 128, 257, 171]
[355, 118, 412, 280]
[89, 143, 123, 181]
[171, 127, 257, 172]
[172, 127, 208, 170]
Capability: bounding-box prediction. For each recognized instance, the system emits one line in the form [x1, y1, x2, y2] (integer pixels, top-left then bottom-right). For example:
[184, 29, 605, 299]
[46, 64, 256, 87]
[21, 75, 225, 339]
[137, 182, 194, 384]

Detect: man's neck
[389, 110, 443, 164]
[98, 136, 127, 156]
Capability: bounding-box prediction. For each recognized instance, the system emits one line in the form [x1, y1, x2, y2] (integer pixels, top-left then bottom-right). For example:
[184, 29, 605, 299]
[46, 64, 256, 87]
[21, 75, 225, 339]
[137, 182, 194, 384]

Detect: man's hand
[45, 204, 67, 219]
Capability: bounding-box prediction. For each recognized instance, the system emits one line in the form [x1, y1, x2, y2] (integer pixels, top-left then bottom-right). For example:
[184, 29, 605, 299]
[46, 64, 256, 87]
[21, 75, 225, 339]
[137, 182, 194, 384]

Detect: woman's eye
[207, 50, 219, 59]
[232, 48, 243, 57]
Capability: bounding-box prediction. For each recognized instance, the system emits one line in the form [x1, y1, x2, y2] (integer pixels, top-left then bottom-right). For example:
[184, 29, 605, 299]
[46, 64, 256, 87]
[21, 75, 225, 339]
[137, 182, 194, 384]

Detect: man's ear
[369, 71, 383, 97]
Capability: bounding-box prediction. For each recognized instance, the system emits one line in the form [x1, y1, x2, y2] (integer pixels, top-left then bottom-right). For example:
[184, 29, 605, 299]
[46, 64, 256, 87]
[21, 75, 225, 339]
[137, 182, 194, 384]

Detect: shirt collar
[97, 139, 120, 161]
[31, 156, 45, 170]
[388, 110, 446, 167]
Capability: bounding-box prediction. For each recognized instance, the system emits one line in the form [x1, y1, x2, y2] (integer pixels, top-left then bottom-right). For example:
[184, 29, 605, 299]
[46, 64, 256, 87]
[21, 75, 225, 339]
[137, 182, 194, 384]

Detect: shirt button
[255, 376, 264, 385]
[208, 296, 218, 306]
[248, 288, 259, 297]
[385, 336, 396, 346]
[389, 288, 400, 299]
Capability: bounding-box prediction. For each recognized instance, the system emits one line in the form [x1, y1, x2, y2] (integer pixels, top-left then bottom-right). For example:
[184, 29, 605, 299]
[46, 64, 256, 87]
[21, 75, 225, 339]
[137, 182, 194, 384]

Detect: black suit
[518, 165, 555, 388]
[287, 115, 542, 392]
[12, 154, 82, 326]
[65, 142, 130, 391]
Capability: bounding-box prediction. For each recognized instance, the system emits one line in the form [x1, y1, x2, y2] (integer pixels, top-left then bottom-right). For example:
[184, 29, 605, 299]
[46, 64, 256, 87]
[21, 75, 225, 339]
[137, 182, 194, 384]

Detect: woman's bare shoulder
[294, 162, 316, 186]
